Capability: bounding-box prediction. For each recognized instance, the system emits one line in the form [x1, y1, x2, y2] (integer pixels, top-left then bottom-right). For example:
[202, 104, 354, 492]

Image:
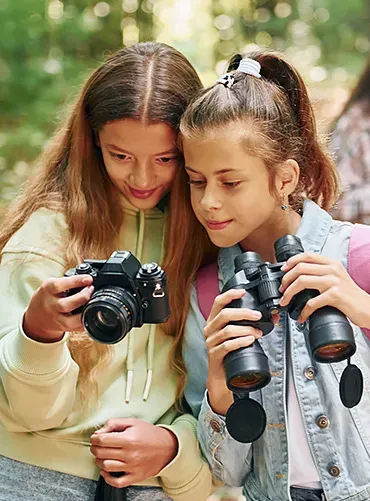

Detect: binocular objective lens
[315, 342, 352, 361]
[229, 373, 269, 390]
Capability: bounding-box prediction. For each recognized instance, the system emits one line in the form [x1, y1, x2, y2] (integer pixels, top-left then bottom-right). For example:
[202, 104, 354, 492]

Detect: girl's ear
[274, 159, 300, 198]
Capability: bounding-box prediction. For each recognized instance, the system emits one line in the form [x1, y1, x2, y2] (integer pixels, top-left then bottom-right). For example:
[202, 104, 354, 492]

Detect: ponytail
[253, 51, 339, 210]
[182, 48, 340, 211]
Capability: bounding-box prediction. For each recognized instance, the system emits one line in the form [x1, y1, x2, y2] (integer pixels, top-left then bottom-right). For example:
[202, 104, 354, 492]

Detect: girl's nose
[129, 161, 155, 189]
[200, 186, 222, 211]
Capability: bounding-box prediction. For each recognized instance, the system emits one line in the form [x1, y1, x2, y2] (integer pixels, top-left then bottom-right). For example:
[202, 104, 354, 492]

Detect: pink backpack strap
[348, 223, 370, 339]
[196, 261, 220, 320]
[348, 224, 370, 293]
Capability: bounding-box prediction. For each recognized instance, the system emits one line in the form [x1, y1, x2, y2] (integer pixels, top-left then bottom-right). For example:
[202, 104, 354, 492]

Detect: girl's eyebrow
[185, 165, 240, 175]
[106, 143, 178, 156]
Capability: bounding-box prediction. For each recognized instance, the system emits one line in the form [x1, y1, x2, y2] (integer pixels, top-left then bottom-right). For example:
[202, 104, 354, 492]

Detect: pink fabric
[348, 223, 370, 339]
[196, 261, 219, 320]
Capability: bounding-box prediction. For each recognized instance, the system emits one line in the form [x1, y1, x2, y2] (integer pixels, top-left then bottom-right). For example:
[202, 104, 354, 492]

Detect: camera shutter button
[142, 263, 158, 274]
[76, 263, 92, 274]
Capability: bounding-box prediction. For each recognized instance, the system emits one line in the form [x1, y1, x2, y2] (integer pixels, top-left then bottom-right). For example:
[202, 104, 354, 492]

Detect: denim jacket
[183, 200, 370, 501]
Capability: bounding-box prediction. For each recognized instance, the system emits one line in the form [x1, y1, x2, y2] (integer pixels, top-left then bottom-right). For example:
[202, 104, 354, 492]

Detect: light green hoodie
[0, 201, 214, 501]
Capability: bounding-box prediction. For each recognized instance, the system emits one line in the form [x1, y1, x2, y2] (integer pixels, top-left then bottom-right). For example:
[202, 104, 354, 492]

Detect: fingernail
[281, 263, 287, 271]
[280, 297, 287, 306]
[251, 311, 262, 319]
[246, 336, 255, 343]
[279, 285, 284, 292]
[82, 277, 92, 284]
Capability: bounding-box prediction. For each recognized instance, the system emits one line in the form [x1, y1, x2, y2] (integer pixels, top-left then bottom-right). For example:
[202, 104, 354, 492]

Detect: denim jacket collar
[218, 199, 333, 284]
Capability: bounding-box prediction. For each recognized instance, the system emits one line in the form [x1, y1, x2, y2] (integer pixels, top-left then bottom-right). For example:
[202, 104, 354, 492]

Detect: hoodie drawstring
[142, 219, 165, 400]
[125, 209, 159, 403]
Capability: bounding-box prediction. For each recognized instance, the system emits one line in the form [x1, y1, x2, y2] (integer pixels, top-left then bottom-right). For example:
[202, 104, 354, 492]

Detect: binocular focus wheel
[225, 397, 267, 443]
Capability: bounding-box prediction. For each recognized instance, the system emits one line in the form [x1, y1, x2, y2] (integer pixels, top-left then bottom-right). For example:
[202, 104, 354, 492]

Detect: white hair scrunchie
[216, 57, 261, 89]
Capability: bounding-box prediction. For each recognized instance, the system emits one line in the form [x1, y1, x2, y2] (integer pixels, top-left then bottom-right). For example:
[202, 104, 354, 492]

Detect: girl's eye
[158, 156, 177, 163]
[223, 181, 241, 188]
[109, 152, 129, 161]
[188, 179, 205, 187]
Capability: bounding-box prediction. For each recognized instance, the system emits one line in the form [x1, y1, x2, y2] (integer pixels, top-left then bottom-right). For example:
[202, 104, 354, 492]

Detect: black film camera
[65, 251, 170, 344]
[221, 235, 363, 444]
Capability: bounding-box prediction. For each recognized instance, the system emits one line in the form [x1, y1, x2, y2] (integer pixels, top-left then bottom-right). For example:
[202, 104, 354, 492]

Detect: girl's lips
[206, 219, 233, 230]
[129, 187, 157, 199]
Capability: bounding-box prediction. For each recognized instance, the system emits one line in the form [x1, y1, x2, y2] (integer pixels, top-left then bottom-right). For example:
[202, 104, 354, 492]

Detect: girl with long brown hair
[0, 42, 214, 501]
[166, 49, 370, 501]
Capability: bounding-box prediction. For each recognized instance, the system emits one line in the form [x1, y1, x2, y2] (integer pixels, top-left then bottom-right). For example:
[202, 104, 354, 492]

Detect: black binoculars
[221, 235, 363, 443]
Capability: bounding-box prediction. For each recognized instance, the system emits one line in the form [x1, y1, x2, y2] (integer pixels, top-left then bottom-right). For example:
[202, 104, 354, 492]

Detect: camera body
[65, 251, 170, 344]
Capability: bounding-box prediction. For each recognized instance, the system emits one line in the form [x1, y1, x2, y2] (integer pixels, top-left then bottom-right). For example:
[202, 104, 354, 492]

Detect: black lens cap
[339, 363, 363, 408]
[225, 397, 266, 443]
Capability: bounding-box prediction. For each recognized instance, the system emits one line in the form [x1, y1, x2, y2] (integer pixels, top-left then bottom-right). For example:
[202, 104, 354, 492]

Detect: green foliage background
[1, 0, 369, 214]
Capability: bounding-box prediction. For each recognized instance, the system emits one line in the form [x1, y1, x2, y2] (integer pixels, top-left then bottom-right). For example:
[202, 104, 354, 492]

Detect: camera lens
[96, 310, 120, 328]
[82, 286, 139, 344]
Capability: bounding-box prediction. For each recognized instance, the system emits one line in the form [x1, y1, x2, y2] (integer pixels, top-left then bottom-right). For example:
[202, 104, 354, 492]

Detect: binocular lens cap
[225, 397, 266, 443]
[339, 363, 363, 408]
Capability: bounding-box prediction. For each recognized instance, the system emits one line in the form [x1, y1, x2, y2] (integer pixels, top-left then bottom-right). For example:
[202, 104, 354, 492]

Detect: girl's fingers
[280, 275, 334, 307]
[43, 274, 93, 296]
[208, 289, 246, 322]
[281, 253, 336, 272]
[90, 446, 125, 461]
[100, 470, 135, 489]
[280, 263, 334, 292]
[205, 307, 262, 338]
[95, 459, 127, 472]
[208, 335, 257, 362]
[57, 286, 94, 313]
[298, 290, 338, 323]
[206, 325, 262, 349]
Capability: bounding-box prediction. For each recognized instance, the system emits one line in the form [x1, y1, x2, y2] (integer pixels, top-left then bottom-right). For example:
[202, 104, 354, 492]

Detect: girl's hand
[204, 289, 262, 415]
[90, 418, 178, 488]
[279, 253, 370, 327]
[23, 274, 94, 343]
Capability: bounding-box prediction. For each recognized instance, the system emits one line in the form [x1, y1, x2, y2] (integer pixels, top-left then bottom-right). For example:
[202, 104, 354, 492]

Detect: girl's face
[99, 119, 180, 210]
[183, 124, 291, 254]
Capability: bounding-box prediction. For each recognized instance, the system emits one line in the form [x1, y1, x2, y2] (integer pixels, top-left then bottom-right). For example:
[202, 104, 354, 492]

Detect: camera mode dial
[76, 263, 93, 274]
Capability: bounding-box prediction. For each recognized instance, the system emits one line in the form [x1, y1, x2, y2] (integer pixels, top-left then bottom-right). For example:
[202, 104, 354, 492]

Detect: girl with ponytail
[165, 48, 370, 501]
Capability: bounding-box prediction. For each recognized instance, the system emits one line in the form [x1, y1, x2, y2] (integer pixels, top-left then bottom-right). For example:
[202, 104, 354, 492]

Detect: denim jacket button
[304, 366, 317, 380]
[210, 418, 222, 433]
[328, 465, 341, 477]
[296, 321, 307, 331]
[316, 415, 330, 429]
